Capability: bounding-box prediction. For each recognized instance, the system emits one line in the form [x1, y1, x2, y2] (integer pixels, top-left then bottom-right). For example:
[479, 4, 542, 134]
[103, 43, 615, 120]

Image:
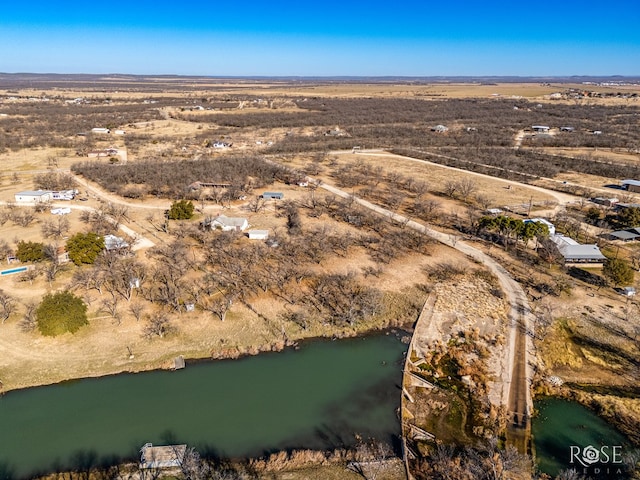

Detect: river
[0, 331, 406, 479]
[533, 397, 633, 479]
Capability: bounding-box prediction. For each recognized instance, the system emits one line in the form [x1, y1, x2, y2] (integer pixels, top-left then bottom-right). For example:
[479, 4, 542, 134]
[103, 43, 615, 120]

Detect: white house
[248, 230, 269, 240]
[14, 190, 52, 203]
[204, 215, 249, 232]
[51, 190, 76, 200]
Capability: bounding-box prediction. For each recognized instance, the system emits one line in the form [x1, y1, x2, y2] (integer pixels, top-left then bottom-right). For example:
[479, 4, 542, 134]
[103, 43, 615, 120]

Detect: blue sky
[1, 0, 639, 76]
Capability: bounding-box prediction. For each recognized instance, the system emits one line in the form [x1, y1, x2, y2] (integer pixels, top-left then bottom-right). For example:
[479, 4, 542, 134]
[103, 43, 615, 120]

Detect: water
[533, 397, 632, 479]
[0, 332, 406, 479]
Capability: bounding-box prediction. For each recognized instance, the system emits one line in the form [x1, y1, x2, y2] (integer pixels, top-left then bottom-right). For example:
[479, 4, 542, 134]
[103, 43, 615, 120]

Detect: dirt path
[317, 179, 534, 453]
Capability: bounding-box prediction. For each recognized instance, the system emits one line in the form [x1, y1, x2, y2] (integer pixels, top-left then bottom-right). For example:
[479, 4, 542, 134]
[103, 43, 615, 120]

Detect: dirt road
[318, 180, 534, 453]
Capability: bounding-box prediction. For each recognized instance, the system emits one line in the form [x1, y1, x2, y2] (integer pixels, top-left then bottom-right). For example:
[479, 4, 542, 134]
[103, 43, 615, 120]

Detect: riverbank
[33, 448, 407, 480]
[0, 332, 408, 479]
[534, 384, 640, 447]
[0, 286, 423, 394]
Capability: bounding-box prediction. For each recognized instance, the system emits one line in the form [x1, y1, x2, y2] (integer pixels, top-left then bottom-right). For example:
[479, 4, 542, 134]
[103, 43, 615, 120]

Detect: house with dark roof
[622, 179, 640, 193]
[608, 228, 640, 242]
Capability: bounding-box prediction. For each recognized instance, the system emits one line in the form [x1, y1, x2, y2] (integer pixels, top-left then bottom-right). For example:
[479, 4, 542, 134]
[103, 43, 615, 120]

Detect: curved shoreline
[0, 322, 412, 395]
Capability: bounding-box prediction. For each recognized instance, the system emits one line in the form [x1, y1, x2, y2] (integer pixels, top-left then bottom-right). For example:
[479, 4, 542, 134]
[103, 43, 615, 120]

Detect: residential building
[203, 215, 249, 232]
[621, 179, 640, 193]
[524, 218, 555, 235]
[261, 192, 284, 200]
[14, 190, 52, 203]
[550, 234, 606, 265]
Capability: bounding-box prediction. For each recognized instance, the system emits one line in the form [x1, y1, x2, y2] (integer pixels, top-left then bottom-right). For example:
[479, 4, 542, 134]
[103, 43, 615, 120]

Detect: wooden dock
[173, 355, 185, 370]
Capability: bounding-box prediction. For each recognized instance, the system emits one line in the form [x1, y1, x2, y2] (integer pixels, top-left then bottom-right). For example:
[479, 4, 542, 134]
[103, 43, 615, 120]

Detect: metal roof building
[550, 234, 606, 264]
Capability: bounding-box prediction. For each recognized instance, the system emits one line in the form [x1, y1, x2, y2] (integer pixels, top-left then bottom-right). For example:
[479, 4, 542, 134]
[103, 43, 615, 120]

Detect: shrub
[66, 232, 105, 266]
[16, 240, 45, 262]
[167, 200, 195, 220]
[36, 291, 88, 336]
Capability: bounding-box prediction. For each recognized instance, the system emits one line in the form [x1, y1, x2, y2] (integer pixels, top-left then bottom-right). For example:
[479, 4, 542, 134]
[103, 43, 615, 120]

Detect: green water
[533, 397, 632, 479]
[0, 332, 406, 479]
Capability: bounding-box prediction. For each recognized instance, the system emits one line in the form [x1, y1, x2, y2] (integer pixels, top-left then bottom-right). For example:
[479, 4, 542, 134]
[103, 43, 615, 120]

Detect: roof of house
[211, 215, 248, 227]
[104, 234, 129, 250]
[550, 234, 606, 260]
[622, 179, 640, 186]
[16, 190, 51, 196]
[524, 218, 555, 228]
[609, 230, 640, 240]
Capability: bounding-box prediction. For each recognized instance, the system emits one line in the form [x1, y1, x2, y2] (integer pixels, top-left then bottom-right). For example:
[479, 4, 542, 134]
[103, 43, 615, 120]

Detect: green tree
[66, 232, 105, 266]
[167, 200, 195, 220]
[36, 291, 88, 336]
[15, 240, 46, 262]
[585, 206, 603, 225]
[617, 207, 640, 228]
[602, 258, 635, 286]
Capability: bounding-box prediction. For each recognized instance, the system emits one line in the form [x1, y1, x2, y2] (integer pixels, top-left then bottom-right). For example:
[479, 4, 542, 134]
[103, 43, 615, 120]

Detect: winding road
[323, 150, 539, 453]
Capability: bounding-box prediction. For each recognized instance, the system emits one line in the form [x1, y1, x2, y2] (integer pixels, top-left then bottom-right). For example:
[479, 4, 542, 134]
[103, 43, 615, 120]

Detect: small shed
[248, 230, 269, 240]
[262, 192, 284, 200]
[431, 124, 449, 133]
[620, 287, 636, 297]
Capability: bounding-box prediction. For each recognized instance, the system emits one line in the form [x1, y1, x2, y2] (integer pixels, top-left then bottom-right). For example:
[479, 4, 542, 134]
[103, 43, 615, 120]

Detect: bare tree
[100, 296, 121, 323]
[443, 179, 458, 198]
[12, 209, 36, 227]
[348, 437, 393, 480]
[0, 289, 15, 323]
[456, 178, 478, 202]
[143, 312, 174, 339]
[41, 216, 71, 239]
[19, 301, 37, 332]
[247, 196, 267, 213]
[199, 292, 236, 322]
[128, 301, 146, 322]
